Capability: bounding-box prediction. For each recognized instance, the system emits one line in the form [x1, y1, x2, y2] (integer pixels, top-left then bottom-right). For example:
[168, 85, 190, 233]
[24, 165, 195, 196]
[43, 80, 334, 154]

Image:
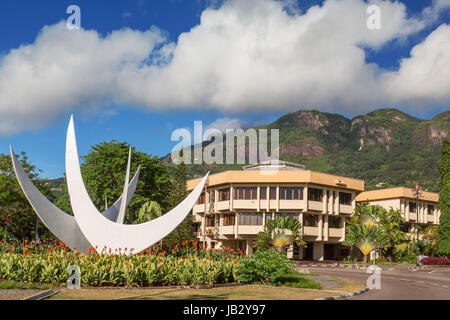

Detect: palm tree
[135, 201, 162, 224]
[344, 223, 389, 263]
[256, 216, 306, 254]
[353, 203, 382, 227]
[344, 203, 392, 263]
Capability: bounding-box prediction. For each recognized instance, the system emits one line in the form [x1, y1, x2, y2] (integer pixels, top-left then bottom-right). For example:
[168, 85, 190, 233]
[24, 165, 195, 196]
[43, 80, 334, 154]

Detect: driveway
[303, 267, 450, 300]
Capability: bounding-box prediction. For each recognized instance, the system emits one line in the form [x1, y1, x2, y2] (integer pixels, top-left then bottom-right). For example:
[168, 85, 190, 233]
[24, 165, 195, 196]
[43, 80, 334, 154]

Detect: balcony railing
[303, 226, 319, 236]
[328, 228, 342, 237]
[339, 204, 353, 214]
[193, 204, 206, 214]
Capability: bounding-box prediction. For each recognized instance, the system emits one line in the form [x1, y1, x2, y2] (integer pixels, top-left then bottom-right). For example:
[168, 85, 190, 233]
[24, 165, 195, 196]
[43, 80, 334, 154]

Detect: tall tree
[135, 200, 162, 224]
[0, 152, 53, 241]
[344, 203, 391, 263]
[378, 208, 409, 261]
[437, 138, 450, 257]
[344, 223, 389, 263]
[163, 160, 196, 246]
[55, 140, 171, 224]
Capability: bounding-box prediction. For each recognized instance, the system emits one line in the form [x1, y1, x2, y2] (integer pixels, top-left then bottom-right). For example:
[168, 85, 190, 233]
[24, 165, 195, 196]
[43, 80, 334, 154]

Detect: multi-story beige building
[187, 161, 365, 261]
[356, 187, 441, 235]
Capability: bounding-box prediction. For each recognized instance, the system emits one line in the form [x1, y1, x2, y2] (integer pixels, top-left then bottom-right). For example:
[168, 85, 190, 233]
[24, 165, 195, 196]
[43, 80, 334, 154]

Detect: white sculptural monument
[11, 115, 208, 255]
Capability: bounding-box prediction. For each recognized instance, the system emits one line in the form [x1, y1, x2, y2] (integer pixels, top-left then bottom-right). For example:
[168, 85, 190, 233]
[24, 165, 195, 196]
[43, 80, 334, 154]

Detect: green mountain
[165, 108, 449, 192]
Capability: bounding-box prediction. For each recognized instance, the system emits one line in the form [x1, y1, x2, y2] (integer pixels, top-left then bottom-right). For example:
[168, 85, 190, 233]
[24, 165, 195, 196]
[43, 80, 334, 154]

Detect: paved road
[306, 267, 450, 300]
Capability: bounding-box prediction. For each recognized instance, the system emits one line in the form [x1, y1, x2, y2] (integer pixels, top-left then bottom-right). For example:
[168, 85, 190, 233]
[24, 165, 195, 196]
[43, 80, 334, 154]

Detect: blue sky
[0, 0, 448, 178]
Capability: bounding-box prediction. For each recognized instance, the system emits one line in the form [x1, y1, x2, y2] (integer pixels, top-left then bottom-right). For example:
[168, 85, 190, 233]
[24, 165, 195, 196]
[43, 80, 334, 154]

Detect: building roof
[187, 170, 364, 191]
[356, 187, 439, 203]
[243, 160, 305, 171]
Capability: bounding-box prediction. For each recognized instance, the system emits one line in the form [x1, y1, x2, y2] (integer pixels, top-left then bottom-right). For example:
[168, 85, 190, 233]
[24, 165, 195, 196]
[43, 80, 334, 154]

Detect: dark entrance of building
[303, 242, 314, 260]
[324, 244, 338, 260]
[337, 245, 350, 260]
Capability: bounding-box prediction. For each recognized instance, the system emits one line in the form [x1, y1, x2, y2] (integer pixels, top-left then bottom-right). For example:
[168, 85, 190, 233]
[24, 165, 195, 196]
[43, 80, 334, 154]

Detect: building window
[197, 193, 205, 204]
[260, 187, 267, 200]
[234, 187, 257, 200]
[427, 204, 434, 215]
[219, 188, 230, 201]
[279, 187, 285, 200]
[205, 216, 215, 227]
[409, 202, 416, 213]
[265, 213, 273, 222]
[223, 214, 235, 226]
[308, 188, 323, 202]
[279, 187, 303, 200]
[274, 212, 299, 220]
[339, 192, 352, 205]
[303, 214, 319, 227]
[329, 216, 341, 228]
[239, 212, 263, 225]
[210, 191, 215, 203]
[269, 187, 277, 199]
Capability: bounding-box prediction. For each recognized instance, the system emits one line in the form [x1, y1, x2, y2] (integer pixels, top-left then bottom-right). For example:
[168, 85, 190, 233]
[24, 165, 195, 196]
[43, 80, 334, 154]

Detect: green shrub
[437, 138, 450, 257]
[235, 249, 294, 284]
[0, 251, 239, 287]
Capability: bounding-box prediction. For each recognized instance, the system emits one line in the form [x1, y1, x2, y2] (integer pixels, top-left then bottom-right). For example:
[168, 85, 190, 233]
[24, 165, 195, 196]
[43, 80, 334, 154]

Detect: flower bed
[0, 239, 243, 287]
[420, 257, 450, 265]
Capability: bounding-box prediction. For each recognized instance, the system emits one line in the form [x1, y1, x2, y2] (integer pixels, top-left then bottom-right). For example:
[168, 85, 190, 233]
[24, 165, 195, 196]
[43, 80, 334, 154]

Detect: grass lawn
[273, 272, 321, 289]
[48, 274, 364, 300]
[0, 280, 50, 290]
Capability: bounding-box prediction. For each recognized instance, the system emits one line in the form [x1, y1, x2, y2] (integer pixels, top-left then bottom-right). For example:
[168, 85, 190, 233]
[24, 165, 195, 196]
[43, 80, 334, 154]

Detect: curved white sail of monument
[10, 146, 140, 253]
[66, 115, 208, 255]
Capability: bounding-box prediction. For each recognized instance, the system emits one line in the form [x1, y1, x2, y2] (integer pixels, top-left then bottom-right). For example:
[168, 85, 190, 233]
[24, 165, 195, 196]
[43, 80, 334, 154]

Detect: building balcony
[233, 200, 258, 210]
[220, 225, 235, 236]
[307, 200, 322, 211]
[280, 200, 304, 210]
[328, 228, 342, 238]
[259, 201, 268, 210]
[427, 215, 435, 223]
[237, 225, 264, 235]
[197, 228, 213, 238]
[217, 200, 230, 211]
[303, 226, 319, 236]
[339, 204, 353, 214]
[192, 213, 202, 223]
[193, 204, 205, 214]
[408, 213, 417, 220]
[269, 200, 278, 210]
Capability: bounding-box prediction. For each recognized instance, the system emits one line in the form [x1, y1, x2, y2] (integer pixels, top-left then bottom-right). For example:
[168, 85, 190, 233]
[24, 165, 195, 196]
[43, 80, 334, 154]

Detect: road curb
[314, 287, 369, 300]
[301, 263, 430, 271]
[23, 289, 61, 300]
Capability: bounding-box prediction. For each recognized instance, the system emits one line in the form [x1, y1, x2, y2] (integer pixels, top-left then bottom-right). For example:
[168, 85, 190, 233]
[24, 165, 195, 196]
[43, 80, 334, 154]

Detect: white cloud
[0, 0, 449, 135]
[206, 117, 244, 133]
[0, 23, 165, 135]
[382, 24, 450, 105]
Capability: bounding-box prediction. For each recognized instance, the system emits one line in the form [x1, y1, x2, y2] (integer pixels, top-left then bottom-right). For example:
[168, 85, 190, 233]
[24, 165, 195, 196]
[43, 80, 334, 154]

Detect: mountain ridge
[166, 107, 449, 192]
